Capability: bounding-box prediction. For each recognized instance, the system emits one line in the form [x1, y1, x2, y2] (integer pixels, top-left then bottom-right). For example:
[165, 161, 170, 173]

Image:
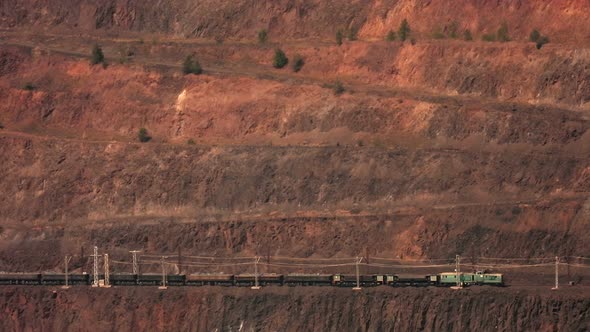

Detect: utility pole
[552, 256, 559, 290]
[452, 254, 462, 289]
[103, 254, 111, 288]
[130, 250, 141, 275]
[353, 256, 363, 290]
[62, 255, 72, 289]
[158, 256, 167, 290]
[92, 246, 99, 287]
[251, 256, 261, 290]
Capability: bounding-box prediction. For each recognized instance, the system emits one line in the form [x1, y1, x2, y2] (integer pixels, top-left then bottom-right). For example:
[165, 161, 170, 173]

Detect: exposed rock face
[2, 0, 590, 43]
[1, 287, 589, 331]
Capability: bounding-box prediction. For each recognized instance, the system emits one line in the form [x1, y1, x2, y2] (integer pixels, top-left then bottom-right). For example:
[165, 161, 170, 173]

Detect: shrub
[258, 29, 268, 44]
[536, 36, 550, 49]
[22, 82, 35, 91]
[448, 21, 459, 39]
[138, 128, 151, 142]
[272, 48, 288, 69]
[347, 28, 357, 41]
[187, 138, 196, 145]
[333, 81, 345, 95]
[410, 38, 417, 45]
[336, 30, 343, 46]
[386, 30, 396, 41]
[464, 29, 473, 41]
[530, 29, 541, 42]
[292, 55, 305, 72]
[182, 55, 202, 75]
[91, 44, 105, 65]
[482, 33, 496, 42]
[0, 122, 4, 129]
[398, 19, 410, 42]
[432, 28, 445, 39]
[497, 22, 510, 42]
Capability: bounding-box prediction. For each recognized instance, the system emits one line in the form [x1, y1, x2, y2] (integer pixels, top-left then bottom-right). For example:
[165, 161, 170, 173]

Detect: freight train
[0, 271, 503, 287]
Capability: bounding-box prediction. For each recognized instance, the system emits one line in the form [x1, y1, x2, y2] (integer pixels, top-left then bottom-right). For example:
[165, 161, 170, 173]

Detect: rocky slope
[2, 0, 590, 44]
[1, 286, 589, 331]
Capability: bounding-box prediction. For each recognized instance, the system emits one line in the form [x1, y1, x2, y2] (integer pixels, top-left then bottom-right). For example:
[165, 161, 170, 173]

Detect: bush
[398, 19, 410, 42]
[536, 36, 550, 49]
[272, 48, 288, 69]
[91, 44, 105, 65]
[336, 30, 343, 46]
[530, 29, 541, 42]
[187, 138, 196, 145]
[347, 28, 357, 41]
[497, 22, 510, 42]
[333, 81, 345, 95]
[258, 29, 268, 44]
[22, 82, 35, 91]
[482, 33, 496, 42]
[292, 55, 305, 72]
[464, 29, 473, 41]
[432, 28, 445, 39]
[386, 30, 396, 41]
[448, 21, 459, 39]
[182, 55, 202, 75]
[0, 122, 4, 129]
[138, 128, 151, 143]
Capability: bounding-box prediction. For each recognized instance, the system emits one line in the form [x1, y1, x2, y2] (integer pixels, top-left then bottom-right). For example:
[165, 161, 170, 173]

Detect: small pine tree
[398, 19, 410, 42]
[386, 30, 396, 41]
[336, 30, 343, 46]
[530, 29, 541, 42]
[482, 33, 496, 42]
[292, 55, 305, 72]
[536, 35, 550, 49]
[183, 55, 202, 75]
[138, 128, 151, 143]
[448, 21, 459, 39]
[497, 22, 510, 42]
[273, 48, 288, 69]
[22, 83, 35, 91]
[333, 81, 345, 95]
[258, 29, 268, 44]
[464, 29, 473, 41]
[91, 44, 105, 65]
[347, 28, 357, 41]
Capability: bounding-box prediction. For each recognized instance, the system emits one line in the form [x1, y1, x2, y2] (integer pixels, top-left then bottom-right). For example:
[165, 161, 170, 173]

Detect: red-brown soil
[1, 286, 589, 331]
[1, 1, 590, 330]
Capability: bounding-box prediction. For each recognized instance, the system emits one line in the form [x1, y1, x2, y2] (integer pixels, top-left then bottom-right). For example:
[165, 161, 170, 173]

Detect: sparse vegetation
[258, 29, 268, 44]
[336, 30, 343, 46]
[464, 29, 473, 41]
[482, 33, 496, 42]
[386, 30, 396, 41]
[182, 55, 202, 75]
[432, 27, 445, 39]
[0, 122, 4, 129]
[497, 22, 510, 42]
[187, 138, 196, 145]
[22, 82, 35, 91]
[333, 81, 345, 95]
[90, 44, 105, 65]
[530, 29, 541, 42]
[215, 36, 224, 44]
[410, 38, 417, 45]
[398, 19, 410, 42]
[448, 21, 459, 39]
[536, 35, 550, 49]
[529, 29, 549, 49]
[292, 55, 305, 72]
[138, 128, 151, 143]
[347, 28, 357, 41]
[272, 48, 288, 69]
